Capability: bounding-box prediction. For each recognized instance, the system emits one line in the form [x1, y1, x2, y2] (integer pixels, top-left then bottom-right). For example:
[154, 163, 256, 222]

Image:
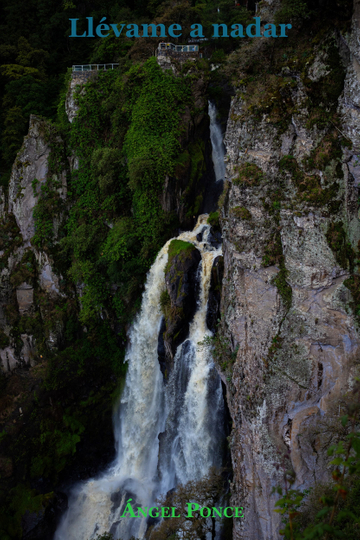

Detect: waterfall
[54, 216, 225, 540]
[208, 101, 226, 182]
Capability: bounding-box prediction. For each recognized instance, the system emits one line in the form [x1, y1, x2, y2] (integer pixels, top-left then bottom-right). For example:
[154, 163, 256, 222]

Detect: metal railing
[157, 43, 199, 53]
[72, 64, 119, 72]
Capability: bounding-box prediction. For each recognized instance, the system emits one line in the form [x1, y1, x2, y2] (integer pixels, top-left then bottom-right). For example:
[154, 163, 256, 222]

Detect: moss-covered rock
[233, 162, 264, 186]
[160, 240, 201, 375]
[207, 211, 220, 230]
[230, 206, 252, 220]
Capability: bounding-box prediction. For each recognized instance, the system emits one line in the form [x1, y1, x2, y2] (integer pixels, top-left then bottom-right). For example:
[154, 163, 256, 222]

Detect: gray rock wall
[8, 115, 51, 245]
[220, 9, 360, 540]
[0, 115, 65, 372]
[65, 72, 98, 123]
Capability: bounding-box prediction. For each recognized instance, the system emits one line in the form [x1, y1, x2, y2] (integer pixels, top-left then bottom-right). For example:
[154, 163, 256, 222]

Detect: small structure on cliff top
[72, 63, 119, 72]
[71, 63, 119, 82]
[156, 42, 201, 58]
[156, 42, 201, 70]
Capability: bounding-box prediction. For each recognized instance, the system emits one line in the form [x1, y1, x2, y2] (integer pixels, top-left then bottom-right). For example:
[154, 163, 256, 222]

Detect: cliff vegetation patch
[233, 162, 264, 186]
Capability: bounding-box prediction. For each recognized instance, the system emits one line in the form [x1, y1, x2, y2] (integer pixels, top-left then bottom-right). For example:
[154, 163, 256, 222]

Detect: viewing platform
[155, 42, 201, 59]
[72, 64, 119, 72]
[155, 42, 202, 71]
[71, 63, 119, 82]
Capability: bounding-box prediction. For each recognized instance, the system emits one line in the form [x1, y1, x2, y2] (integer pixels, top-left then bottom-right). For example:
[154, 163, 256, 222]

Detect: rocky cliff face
[219, 3, 360, 539]
[0, 57, 222, 539]
[0, 115, 65, 375]
[2, 4, 360, 539]
[0, 114, 73, 536]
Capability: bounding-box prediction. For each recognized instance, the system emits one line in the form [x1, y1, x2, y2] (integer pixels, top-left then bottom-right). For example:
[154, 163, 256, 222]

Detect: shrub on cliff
[275, 0, 311, 25]
[63, 58, 195, 325]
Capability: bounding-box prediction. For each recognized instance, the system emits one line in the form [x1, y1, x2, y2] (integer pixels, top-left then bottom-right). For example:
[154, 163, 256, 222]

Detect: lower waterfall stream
[54, 216, 226, 540]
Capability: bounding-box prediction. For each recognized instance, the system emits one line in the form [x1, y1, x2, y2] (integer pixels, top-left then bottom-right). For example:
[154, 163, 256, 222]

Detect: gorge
[54, 215, 227, 540]
[0, 1, 360, 540]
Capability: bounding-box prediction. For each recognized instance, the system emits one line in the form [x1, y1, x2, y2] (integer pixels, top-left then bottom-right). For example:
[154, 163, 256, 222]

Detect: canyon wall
[219, 1, 360, 538]
[1, 2, 360, 539]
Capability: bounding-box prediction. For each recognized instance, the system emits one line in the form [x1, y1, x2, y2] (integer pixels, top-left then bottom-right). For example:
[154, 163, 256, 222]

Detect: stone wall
[65, 71, 98, 123]
[156, 51, 199, 71]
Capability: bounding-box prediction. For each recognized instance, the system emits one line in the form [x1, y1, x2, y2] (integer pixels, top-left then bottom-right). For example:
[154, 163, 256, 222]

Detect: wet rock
[161, 241, 201, 375]
[206, 256, 224, 334]
[196, 228, 205, 242]
[22, 492, 68, 540]
[207, 227, 222, 249]
[157, 317, 167, 376]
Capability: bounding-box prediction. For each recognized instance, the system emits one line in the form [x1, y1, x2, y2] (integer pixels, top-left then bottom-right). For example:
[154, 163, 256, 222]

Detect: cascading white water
[208, 101, 226, 182]
[54, 216, 225, 540]
[55, 243, 170, 540]
[157, 221, 225, 495]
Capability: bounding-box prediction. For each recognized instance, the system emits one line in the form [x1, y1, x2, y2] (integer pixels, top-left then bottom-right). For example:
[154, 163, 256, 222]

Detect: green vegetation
[0, 40, 214, 536]
[0, 0, 358, 538]
[159, 288, 171, 317]
[0, 319, 126, 537]
[166, 239, 196, 271]
[230, 206, 251, 220]
[0, 0, 252, 185]
[0, 0, 226, 527]
[57, 58, 200, 326]
[207, 210, 220, 230]
[326, 222, 355, 272]
[0, 215, 22, 270]
[264, 334, 284, 371]
[9, 249, 36, 288]
[261, 185, 292, 312]
[0, 330, 10, 349]
[305, 131, 343, 172]
[233, 162, 264, 186]
[344, 275, 360, 321]
[218, 180, 230, 209]
[219, 1, 350, 142]
[274, 0, 311, 26]
[325, 221, 360, 324]
[279, 154, 340, 210]
[201, 330, 238, 373]
[262, 229, 292, 311]
[1, 484, 52, 539]
[273, 267, 292, 311]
